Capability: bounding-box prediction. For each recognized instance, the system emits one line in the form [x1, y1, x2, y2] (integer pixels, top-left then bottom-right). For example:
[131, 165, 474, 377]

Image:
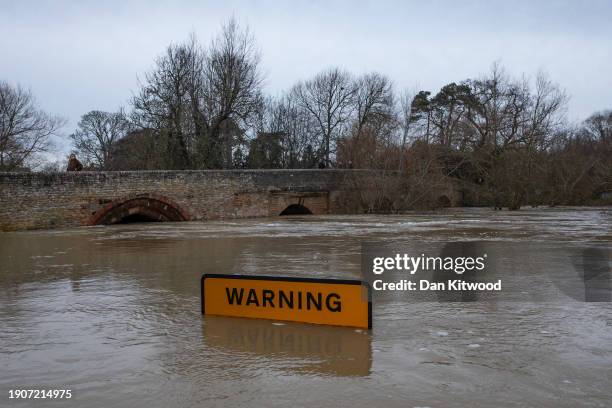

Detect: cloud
[1, 0, 611, 158]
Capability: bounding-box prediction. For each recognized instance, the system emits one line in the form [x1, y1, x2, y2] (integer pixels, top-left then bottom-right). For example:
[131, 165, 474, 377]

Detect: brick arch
[89, 193, 190, 225]
[436, 194, 452, 208]
[279, 203, 313, 215]
[269, 192, 329, 216]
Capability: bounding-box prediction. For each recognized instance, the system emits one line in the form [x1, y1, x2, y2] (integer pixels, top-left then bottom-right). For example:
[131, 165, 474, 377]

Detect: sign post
[201, 274, 372, 329]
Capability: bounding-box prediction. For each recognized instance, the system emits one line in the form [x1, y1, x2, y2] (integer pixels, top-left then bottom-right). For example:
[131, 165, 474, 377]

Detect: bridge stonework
[0, 170, 367, 231]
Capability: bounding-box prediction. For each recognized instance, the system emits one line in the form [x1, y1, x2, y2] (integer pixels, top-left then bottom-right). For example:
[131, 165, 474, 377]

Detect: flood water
[1, 208, 611, 407]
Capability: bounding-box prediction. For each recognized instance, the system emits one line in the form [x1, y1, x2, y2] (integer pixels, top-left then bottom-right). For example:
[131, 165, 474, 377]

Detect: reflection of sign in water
[203, 316, 372, 376]
[201, 274, 372, 329]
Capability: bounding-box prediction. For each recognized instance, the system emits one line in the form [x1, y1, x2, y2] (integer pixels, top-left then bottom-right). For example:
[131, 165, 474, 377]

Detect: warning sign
[201, 274, 372, 329]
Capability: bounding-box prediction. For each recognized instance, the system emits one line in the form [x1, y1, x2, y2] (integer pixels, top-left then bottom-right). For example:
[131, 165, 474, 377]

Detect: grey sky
[1, 0, 611, 157]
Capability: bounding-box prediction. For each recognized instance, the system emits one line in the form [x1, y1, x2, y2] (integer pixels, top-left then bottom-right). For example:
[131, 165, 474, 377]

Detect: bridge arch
[89, 193, 190, 225]
[279, 203, 313, 216]
[436, 195, 452, 208]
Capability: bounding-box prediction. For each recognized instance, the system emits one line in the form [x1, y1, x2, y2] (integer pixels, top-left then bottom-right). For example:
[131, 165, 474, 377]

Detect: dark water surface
[1, 208, 611, 407]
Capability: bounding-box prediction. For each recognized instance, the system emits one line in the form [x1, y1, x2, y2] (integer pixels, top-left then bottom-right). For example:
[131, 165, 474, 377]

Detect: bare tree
[337, 72, 397, 168]
[353, 72, 394, 138]
[70, 110, 132, 169]
[463, 63, 514, 149]
[202, 17, 264, 168]
[292, 68, 355, 167]
[256, 94, 320, 168]
[0, 81, 64, 171]
[397, 88, 417, 170]
[462, 67, 568, 209]
[132, 34, 204, 169]
[524, 71, 568, 149]
[131, 20, 263, 170]
[582, 110, 612, 143]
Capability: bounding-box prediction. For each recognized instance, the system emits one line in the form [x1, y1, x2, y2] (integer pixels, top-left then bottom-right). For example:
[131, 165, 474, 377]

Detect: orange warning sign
[201, 274, 372, 329]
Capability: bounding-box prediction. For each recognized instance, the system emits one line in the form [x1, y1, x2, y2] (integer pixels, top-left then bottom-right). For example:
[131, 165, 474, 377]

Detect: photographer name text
[373, 279, 502, 291]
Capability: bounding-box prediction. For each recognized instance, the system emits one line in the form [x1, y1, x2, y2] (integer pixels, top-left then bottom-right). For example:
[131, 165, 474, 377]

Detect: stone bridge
[0, 169, 462, 231]
[0, 170, 360, 231]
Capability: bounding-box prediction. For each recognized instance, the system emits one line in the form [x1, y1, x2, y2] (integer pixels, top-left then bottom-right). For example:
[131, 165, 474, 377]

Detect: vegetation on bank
[1, 18, 610, 210]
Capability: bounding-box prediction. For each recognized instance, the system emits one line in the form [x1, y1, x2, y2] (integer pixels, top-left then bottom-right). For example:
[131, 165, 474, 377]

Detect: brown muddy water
[1, 208, 611, 407]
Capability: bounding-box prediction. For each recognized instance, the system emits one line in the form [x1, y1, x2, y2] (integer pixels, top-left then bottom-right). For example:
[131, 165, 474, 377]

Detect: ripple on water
[0, 208, 610, 407]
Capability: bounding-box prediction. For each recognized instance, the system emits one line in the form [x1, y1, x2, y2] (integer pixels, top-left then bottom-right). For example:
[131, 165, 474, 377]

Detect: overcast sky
[1, 0, 611, 156]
